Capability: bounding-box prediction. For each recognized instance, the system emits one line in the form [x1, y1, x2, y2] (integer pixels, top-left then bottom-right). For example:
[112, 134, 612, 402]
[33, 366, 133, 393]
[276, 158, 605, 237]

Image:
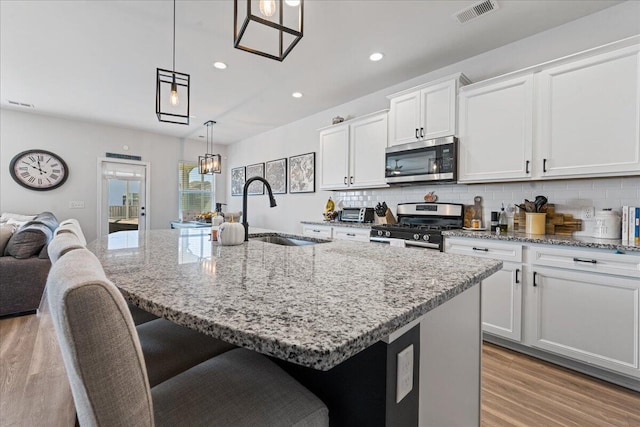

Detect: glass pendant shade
[199, 120, 221, 174]
[234, 0, 303, 62]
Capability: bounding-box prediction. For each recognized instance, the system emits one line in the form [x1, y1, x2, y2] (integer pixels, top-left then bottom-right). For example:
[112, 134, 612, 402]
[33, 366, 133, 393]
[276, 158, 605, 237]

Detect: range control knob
[385, 231, 391, 237]
[377, 230, 384, 237]
[413, 234, 420, 240]
[422, 235, 430, 241]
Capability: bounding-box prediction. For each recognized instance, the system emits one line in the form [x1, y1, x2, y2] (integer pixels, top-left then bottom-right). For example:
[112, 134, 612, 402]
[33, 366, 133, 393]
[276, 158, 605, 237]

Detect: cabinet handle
[525, 160, 530, 174]
[515, 268, 520, 284]
[415, 128, 419, 139]
[472, 247, 489, 252]
[312, 229, 320, 233]
[346, 233, 356, 237]
[344, 176, 347, 185]
[573, 257, 597, 264]
[543, 158, 547, 173]
[420, 127, 424, 138]
[533, 271, 538, 287]
[350, 176, 354, 185]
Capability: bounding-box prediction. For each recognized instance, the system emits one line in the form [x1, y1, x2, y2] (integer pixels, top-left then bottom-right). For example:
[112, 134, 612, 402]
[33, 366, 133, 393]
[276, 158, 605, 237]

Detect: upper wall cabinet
[458, 38, 640, 183]
[319, 110, 389, 190]
[458, 75, 534, 182]
[537, 45, 640, 178]
[387, 73, 470, 147]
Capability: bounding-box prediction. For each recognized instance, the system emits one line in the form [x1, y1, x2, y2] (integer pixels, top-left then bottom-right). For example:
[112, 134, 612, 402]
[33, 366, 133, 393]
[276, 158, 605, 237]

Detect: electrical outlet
[69, 201, 85, 209]
[580, 206, 595, 219]
[396, 344, 413, 403]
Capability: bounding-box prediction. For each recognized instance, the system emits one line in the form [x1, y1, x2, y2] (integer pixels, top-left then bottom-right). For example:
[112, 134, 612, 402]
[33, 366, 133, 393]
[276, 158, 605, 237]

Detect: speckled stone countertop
[88, 228, 501, 371]
[443, 230, 640, 253]
[301, 220, 373, 228]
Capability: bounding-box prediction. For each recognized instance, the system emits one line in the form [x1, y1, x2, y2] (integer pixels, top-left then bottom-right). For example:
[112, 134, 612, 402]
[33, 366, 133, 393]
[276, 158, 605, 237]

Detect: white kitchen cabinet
[527, 266, 639, 378]
[387, 74, 470, 147]
[458, 75, 534, 182]
[444, 238, 523, 342]
[318, 111, 388, 190]
[302, 224, 332, 239]
[457, 38, 640, 183]
[537, 45, 640, 178]
[332, 226, 371, 243]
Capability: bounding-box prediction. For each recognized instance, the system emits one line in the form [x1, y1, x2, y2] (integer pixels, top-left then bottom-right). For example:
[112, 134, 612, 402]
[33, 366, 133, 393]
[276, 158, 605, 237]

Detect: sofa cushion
[0, 224, 17, 255]
[0, 212, 36, 223]
[4, 223, 53, 259]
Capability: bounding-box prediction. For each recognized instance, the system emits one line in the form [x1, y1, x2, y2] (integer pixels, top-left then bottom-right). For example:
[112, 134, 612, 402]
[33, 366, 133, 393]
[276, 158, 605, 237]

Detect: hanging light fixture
[234, 0, 304, 62]
[156, 0, 190, 125]
[199, 121, 222, 175]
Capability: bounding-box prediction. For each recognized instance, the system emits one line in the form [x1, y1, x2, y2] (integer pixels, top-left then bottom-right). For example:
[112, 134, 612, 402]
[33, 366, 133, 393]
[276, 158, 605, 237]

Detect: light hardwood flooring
[1, 313, 639, 426]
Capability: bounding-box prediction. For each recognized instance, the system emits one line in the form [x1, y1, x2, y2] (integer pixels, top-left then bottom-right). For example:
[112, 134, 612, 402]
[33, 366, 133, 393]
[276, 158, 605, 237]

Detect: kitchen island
[88, 228, 502, 426]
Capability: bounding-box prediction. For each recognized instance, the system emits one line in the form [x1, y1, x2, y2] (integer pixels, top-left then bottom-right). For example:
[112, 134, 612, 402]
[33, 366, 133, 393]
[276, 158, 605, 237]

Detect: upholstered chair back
[55, 219, 87, 246]
[47, 248, 154, 427]
[47, 232, 85, 264]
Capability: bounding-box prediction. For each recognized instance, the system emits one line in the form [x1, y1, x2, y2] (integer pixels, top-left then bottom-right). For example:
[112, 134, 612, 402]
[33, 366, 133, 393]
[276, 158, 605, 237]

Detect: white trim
[96, 157, 151, 238]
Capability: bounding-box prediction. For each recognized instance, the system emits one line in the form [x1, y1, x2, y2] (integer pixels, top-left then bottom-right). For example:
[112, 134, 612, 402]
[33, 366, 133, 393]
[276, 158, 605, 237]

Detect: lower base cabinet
[301, 223, 371, 242]
[445, 236, 640, 383]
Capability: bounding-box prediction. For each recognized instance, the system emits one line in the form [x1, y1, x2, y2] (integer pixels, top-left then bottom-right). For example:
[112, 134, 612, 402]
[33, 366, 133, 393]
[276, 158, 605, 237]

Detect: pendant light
[199, 121, 222, 175]
[234, 0, 303, 62]
[156, 0, 190, 125]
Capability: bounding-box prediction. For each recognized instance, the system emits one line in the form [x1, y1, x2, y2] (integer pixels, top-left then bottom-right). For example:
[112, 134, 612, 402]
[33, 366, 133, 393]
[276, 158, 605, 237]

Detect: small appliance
[340, 207, 375, 223]
[385, 136, 457, 185]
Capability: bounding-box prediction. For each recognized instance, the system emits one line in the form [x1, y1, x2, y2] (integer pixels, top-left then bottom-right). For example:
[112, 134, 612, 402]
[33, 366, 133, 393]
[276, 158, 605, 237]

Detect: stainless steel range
[370, 202, 464, 250]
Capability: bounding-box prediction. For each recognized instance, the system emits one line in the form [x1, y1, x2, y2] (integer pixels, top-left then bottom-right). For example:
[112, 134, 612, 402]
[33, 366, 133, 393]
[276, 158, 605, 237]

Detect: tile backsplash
[333, 176, 640, 236]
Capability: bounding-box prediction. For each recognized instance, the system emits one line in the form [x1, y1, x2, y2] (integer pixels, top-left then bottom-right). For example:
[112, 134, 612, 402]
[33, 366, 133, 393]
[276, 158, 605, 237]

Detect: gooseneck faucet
[242, 176, 277, 241]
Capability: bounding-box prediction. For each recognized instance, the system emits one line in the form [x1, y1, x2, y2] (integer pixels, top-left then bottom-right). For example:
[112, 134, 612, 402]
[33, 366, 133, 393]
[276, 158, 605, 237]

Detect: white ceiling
[0, 0, 623, 144]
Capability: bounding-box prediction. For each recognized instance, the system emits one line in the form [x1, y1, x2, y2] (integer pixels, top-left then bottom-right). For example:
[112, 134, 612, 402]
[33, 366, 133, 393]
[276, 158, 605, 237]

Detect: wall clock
[9, 149, 69, 191]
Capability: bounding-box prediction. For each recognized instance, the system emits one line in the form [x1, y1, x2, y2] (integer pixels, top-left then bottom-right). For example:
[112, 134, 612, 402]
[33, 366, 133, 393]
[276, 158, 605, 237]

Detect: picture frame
[246, 163, 265, 195]
[231, 166, 246, 196]
[289, 152, 315, 194]
[265, 158, 287, 194]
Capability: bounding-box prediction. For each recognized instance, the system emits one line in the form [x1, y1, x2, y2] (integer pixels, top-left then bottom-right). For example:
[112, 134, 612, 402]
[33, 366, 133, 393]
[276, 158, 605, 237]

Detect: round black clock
[9, 149, 69, 191]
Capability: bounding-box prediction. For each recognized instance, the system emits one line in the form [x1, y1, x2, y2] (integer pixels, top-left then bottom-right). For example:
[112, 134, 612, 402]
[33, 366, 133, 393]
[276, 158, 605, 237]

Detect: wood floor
[1, 313, 639, 427]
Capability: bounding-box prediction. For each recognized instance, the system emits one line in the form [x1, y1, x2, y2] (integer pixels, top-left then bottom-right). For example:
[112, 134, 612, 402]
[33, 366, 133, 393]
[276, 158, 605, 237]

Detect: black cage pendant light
[156, 0, 190, 125]
[234, 0, 304, 62]
[199, 121, 222, 174]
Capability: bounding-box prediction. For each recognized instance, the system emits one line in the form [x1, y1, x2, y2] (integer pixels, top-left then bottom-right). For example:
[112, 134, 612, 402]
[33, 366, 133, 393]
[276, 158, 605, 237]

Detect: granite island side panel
[88, 229, 502, 370]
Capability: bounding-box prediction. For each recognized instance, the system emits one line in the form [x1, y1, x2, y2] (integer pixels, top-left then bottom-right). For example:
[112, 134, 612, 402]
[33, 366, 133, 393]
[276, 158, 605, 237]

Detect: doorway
[97, 159, 150, 237]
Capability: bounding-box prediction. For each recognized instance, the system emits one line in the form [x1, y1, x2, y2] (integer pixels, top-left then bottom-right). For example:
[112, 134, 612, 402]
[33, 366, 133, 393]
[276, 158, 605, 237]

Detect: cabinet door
[538, 46, 640, 178]
[458, 75, 533, 183]
[388, 91, 421, 146]
[482, 262, 522, 342]
[350, 112, 388, 188]
[302, 224, 332, 239]
[528, 267, 640, 378]
[420, 79, 457, 140]
[332, 226, 371, 242]
[319, 125, 349, 190]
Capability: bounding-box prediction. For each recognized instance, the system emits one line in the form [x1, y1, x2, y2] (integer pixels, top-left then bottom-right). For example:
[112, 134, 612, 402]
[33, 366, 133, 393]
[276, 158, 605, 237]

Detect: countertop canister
[593, 209, 622, 239]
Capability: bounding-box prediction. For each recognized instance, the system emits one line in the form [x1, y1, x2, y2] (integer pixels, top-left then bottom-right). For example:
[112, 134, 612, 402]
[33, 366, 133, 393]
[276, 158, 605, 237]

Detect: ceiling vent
[453, 0, 499, 24]
[7, 100, 35, 109]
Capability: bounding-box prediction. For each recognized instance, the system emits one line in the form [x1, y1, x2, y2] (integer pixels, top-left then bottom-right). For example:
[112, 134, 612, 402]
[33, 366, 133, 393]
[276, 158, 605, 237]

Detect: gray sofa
[0, 212, 58, 317]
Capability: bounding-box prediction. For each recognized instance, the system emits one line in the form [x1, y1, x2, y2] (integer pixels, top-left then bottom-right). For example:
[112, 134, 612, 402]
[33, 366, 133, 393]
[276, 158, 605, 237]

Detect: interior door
[100, 161, 147, 236]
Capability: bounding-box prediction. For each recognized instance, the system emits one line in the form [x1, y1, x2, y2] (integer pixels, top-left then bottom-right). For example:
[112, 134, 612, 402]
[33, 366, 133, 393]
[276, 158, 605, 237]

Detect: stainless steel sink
[251, 235, 328, 246]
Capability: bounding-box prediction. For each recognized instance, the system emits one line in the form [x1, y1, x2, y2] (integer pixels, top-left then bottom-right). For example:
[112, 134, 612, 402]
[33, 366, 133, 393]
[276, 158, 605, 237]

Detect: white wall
[0, 109, 227, 242]
[226, 1, 640, 234]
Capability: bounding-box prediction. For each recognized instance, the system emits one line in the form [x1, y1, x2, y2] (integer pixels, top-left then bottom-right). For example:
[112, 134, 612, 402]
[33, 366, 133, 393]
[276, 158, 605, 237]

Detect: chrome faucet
[242, 176, 277, 241]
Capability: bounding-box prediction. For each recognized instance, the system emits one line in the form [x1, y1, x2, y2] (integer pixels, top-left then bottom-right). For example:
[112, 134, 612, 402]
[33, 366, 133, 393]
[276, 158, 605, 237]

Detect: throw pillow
[31, 212, 59, 233]
[4, 223, 53, 259]
[0, 223, 16, 255]
[0, 212, 36, 223]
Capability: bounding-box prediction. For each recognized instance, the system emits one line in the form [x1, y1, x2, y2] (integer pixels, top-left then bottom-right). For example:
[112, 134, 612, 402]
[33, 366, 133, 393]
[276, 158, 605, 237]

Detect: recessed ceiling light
[292, 92, 303, 98]
[213, 62, 227, 70]
[369, 52, 384, 62]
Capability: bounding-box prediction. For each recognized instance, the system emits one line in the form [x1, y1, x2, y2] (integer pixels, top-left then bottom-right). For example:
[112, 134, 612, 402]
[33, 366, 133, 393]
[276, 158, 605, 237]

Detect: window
[178, 161, 215, 221]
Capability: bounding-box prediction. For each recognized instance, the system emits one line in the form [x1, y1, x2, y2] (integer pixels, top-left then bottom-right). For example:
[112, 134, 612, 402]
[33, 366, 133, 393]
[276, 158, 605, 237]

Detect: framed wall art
[245, 162, 265, 195]
[289, 152, 315, 194]
[265, 158, 287, 194]
[231, 166, 246, 196]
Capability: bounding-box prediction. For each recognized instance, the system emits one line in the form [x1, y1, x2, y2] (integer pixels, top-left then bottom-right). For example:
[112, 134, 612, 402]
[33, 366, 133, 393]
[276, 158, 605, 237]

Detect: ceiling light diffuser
[369, 52, 384, 62]
[292, 92, 303, 98]
[213, 62, 227, 69]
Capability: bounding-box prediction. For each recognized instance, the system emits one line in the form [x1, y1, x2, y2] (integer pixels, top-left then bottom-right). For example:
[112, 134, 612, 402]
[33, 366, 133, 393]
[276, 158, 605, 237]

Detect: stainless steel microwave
[385, 136, 457, 184]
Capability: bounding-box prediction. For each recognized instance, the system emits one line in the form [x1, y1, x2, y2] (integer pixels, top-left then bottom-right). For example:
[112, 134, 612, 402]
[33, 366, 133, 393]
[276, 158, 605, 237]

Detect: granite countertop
[301, 220, 373, 228]
[443, 230, 640, 253]
[88, 228, 501, 371]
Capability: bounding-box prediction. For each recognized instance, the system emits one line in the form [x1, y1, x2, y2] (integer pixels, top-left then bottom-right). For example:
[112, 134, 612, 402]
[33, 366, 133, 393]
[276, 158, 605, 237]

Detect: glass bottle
[498, 203, 508, 233]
